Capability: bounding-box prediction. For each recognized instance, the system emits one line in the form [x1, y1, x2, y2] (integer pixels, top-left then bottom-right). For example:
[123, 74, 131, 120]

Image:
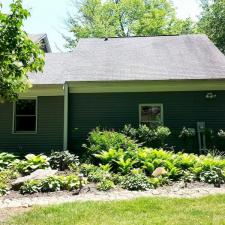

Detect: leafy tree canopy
[65, 0, 197, 48]
[0, 0, 45, 102]
[198, 0, 225, 54]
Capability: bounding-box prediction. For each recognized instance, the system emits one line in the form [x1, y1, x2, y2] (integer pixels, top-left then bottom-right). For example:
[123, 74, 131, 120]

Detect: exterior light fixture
[205, 92, 216, 99]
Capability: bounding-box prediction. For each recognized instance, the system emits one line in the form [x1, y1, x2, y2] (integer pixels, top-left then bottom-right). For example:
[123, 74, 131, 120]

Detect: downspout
[63, 82, 69, 150]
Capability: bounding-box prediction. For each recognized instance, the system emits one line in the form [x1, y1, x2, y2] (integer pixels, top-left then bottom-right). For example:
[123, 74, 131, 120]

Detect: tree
[198, 0, 225, 53]
[65, 0, 197, 48]
[0, 0, 45, 102]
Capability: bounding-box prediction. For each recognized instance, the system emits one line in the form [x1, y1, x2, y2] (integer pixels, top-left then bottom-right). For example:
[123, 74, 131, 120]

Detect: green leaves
[65, 0, 197, 48]
[198, 0, 225, 54]
[0, 0, 45, 101]
[20, 175, 83, 194]
[18, 154, 50, 174]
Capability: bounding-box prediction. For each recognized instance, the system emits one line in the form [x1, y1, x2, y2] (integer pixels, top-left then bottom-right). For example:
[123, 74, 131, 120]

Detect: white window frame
[12, 97, 38, 134]
[139, 104, 164, 125]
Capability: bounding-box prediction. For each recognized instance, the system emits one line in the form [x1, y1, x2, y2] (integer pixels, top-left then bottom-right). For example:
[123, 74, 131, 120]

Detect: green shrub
[199, 167, 225, 185]
[0, 182, 7, 196]
[179, 127, 196, 140]
[173, 153, 198, 170]
[122, 124, 171, 148]
[192, 155, 225, 177]
[218, 130, 225, 139]
[115, 156, 136, 175]
[148, 177, 169, 188]
[40, 176, 63, 192]
[17, 154, 50, 174]
[120, 173, 152, 191]
[94, 148, 125, 165]
[97, 179, 115, 191]
[111, 173, 124, 185]
[20, 174, 83, 194]
[0, 152, 17, 171]
[20, 180, 42, 194]
[83, 128, 139, 158]
[64, 174, 81, 191]
[80, 164, 99, 177]
[49, 150, 79, 171]
[0, 169, 19, 196]
[87, 168, 110, 183]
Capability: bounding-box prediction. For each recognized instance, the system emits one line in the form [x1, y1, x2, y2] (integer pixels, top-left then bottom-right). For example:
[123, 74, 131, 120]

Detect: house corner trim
[63, 82, 69, 150]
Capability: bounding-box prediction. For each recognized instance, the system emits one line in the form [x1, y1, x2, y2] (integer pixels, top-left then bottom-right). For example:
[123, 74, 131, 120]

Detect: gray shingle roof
[29, 34, 47, 43]
[29, 34, 225, 84]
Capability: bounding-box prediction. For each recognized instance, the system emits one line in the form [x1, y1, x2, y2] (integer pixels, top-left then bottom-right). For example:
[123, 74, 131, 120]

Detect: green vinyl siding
[0, 96, 64, 154]
[68, 91, 225, 153]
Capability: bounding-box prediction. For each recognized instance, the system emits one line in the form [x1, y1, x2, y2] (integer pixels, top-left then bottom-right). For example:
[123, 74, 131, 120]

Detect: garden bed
[1, 128, 225, 210]
[1, 181, 225, 209]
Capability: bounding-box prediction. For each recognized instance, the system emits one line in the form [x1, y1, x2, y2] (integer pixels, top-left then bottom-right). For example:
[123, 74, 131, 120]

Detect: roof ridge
[79, 34, 207, 40]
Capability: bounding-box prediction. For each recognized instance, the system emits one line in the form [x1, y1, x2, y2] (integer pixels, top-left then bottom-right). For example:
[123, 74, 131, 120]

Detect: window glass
[140, 105, 162, 125]
[16, 100, 36, 115]
[14, 99, 37, 132]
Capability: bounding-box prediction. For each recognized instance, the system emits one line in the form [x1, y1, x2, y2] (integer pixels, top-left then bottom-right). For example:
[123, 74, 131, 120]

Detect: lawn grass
[3, 195, 225, 225]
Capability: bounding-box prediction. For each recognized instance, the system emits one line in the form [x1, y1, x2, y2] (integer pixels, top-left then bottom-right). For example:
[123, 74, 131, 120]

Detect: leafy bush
[120, 173, 152, 191]
[0, 182, 7, 196]
[64, 175, 81, 191]
[49, 150, 79, 171]
[97, 179, 115, 191]
[87, 168, 110, 183]
[80, 163, 100, 176]
[179, 127, 196, 140]
[83, 128, 139, 158]
[0, 169, 19, 196]
[40, 176, 63, 192]
[20, 180, 42, 194]
[148, 177, 169, 188]
[20, 174, 83, 194]
[199, 167, 225, 186]
[218, 130, 225, 139]
[17, 154, 50, 174]
[115, 156, 136, 175]
[0, 152, 17, 171]
[94, 148, 124, 165]
[122, 124, 171, 148]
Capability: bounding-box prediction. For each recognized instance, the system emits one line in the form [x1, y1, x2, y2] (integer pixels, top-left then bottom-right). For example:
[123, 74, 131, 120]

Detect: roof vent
[104, 37, 108, 41]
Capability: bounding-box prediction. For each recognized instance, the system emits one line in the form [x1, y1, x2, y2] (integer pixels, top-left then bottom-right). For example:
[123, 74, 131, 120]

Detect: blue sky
[3, 0, 201, 52]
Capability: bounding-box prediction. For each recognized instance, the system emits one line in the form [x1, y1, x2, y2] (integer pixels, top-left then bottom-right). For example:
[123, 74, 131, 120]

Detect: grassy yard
[3, 195, 225, 225]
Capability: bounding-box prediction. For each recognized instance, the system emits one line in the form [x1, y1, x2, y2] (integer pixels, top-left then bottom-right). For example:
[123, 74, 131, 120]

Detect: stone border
[1, 185, 225, 209]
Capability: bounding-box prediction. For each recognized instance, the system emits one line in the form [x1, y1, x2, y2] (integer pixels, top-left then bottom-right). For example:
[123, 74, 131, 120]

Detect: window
[139, 104, 163, 126]
[13, 99, 37, 133]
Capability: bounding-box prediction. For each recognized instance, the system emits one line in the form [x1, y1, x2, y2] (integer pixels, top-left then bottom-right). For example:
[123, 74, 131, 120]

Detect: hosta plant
[97, 179, 115, 191]
[120, 173, 152, 191]
[40, 176, 63, 192]
[20, 174, 83, 194]
[20, 180, 42, 194]
[49, 150, 79, 171]
[199, 167, 225, 187]
[0, 152, 18, 171]
[17, 154, 50, 174]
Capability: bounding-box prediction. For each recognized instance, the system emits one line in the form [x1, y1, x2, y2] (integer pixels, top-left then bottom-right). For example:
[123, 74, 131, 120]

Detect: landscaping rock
[12, 169, 57, 190]
[152, 167, 167, 177]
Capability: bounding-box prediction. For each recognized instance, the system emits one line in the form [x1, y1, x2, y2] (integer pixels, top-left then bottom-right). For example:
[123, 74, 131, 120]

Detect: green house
[1, 34, 225, 154]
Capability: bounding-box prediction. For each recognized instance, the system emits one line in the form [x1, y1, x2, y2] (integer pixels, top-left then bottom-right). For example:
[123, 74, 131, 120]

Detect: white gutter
[63, 82, 69, 150]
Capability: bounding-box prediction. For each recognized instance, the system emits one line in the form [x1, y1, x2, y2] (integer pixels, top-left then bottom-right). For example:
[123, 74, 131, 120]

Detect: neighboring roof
[29, 34, 46, 43]
[29, 34, 52, 53]
[29, 34, 225, 85]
